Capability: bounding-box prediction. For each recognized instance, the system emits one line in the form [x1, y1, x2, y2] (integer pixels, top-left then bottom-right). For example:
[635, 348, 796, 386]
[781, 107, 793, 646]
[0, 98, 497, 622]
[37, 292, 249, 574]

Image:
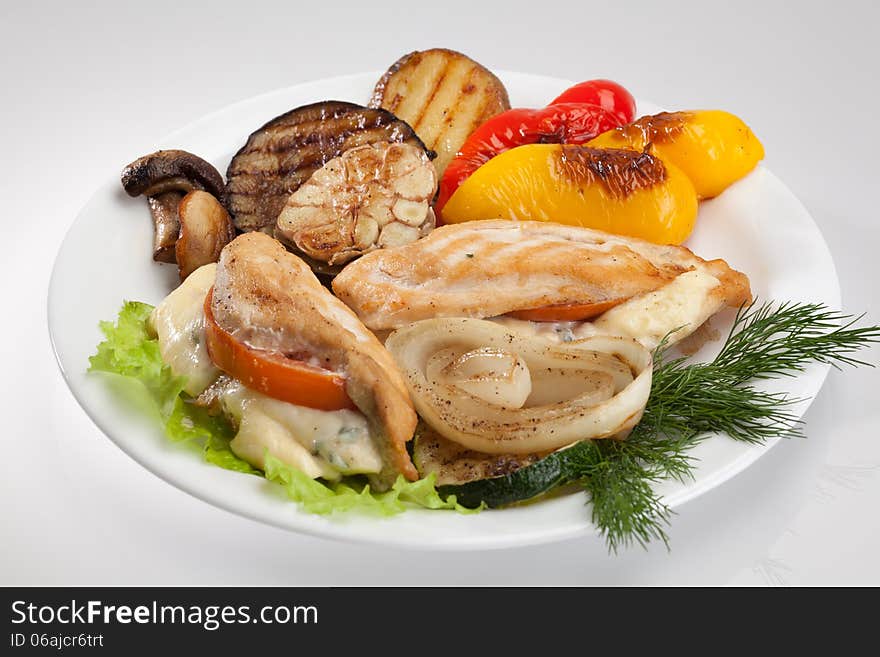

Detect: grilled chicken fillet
[212, 232, 418, 485]
[332, 220, 751, 345]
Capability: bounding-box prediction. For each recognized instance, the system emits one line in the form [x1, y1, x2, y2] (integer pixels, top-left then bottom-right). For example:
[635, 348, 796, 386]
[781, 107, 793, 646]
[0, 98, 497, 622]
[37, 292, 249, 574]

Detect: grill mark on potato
[375, 54, 417, 114]
[386, 93, 403, 113]
[410, 58, 450, 133]
[370, 49, 511, 178]
[414, 56, 467, 132]
[387, 52, 444, 124]
[412, 57, 473, 144]
[468, 78, 494, 140]
[430, 64, 477, 157]
[431, 65, 495, 173]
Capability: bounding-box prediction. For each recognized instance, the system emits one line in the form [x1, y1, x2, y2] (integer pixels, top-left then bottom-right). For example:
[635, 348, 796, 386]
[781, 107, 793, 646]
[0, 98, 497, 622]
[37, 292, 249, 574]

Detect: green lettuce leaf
[89, 301, 258, 475]
[89, 301, 185, 415]
[264, 454, 480, 515]
[89, 301, 476, 515]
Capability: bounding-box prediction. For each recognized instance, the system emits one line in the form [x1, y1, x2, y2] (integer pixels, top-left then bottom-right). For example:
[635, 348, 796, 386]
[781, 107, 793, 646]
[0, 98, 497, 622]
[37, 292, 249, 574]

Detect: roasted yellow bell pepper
[587, 110, 764, 199]
[441, 143, 699, 245]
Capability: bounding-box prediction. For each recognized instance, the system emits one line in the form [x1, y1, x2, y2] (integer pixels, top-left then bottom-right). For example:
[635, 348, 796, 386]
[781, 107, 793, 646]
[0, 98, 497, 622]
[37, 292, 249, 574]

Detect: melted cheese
[593, 269, 722, 349]
[490, 316, 599, 343]
[150, 264, 219, 396]
[492, 269, 723, 350]
[232, 406, 340, 480]
[222, 382, 382, 478]
[151, 268, 381, 479]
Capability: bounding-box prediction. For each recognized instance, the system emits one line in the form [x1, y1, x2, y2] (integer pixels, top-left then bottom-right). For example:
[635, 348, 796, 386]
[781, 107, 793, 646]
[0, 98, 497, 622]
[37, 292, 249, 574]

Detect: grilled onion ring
[385, 318, 653, 454]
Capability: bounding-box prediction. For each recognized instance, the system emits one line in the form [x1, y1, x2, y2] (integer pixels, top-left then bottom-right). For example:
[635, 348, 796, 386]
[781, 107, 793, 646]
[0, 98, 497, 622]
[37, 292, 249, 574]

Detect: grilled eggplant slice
[369, 48, 510, 176]
[225, 101, 432, 234]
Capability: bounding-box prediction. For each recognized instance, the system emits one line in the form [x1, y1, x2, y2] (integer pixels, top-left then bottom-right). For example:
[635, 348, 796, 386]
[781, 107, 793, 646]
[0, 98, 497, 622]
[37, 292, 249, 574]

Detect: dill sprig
[580, 301, 880, 552]
[584, 440, 676, 551]
[715, 301, 879, 379]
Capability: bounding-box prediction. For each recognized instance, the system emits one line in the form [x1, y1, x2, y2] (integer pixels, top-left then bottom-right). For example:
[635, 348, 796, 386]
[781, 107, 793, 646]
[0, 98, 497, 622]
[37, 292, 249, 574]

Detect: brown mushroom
[121, 150, 225, 263]
[175, 191, 236, 280]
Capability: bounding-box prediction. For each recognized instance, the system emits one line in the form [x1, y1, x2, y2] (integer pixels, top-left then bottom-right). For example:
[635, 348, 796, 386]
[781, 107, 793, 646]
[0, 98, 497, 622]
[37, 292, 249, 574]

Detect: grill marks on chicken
[212, 232, 418, 485]
[332, 220, 751, 331]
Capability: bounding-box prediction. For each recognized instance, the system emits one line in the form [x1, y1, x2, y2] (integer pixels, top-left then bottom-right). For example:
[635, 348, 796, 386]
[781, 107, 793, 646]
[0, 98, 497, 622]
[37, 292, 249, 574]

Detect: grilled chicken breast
[332, 220, 751, 340]
[212, 232, 418, 485]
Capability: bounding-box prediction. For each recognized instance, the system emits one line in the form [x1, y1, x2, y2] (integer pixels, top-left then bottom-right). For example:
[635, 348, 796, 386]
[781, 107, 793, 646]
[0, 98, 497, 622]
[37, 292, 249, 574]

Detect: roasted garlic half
[275, 141, 437, 270]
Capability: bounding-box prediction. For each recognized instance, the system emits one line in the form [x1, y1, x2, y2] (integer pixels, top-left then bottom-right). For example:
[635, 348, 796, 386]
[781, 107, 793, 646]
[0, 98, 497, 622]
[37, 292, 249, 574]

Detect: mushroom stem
[148, 191, 184, 263]
[121, 150, 226, 264]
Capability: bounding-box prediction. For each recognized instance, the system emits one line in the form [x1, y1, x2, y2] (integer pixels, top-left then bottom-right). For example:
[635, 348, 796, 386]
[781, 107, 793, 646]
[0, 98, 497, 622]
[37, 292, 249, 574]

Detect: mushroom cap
[121, 150, 225, 201]
[176, 190, 236, 280]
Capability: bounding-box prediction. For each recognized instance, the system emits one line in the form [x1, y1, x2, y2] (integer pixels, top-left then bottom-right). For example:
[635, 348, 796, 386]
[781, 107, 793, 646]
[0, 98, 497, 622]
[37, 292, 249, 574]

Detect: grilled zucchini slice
[413, 424, 545, 487]
[436, 440, 592, 509]
[414, 424, 597, 509]
[369, 48, 510, 176]
[225, 101, 431, 233]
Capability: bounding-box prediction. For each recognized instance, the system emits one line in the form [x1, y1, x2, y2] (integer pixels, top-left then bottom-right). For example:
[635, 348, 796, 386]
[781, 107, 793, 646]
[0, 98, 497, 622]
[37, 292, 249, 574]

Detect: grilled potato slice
[369, 48, 510, 177]
[225, 101, 432, 234]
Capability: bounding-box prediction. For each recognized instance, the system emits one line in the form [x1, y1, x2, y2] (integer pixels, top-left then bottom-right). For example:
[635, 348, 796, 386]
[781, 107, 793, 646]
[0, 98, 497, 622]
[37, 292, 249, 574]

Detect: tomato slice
[508, 299, 625, 322]
[549, 79, 637, 126]
[203, 290, 355, 411]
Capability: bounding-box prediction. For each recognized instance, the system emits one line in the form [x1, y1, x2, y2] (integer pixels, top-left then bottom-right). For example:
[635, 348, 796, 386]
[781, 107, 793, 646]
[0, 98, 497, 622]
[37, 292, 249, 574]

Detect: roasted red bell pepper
[549, 79, 636, 126]
[436, 79, 637, 217]
[436, 103, 622, 214]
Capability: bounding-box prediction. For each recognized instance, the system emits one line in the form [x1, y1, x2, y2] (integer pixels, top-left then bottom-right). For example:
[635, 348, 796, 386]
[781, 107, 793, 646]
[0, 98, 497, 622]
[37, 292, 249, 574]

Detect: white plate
[48, 71, 840, 550]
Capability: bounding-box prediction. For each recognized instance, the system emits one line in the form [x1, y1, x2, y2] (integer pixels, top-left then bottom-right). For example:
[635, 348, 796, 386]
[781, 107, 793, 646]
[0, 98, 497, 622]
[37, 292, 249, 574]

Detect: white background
[2, 0, 879, 585]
